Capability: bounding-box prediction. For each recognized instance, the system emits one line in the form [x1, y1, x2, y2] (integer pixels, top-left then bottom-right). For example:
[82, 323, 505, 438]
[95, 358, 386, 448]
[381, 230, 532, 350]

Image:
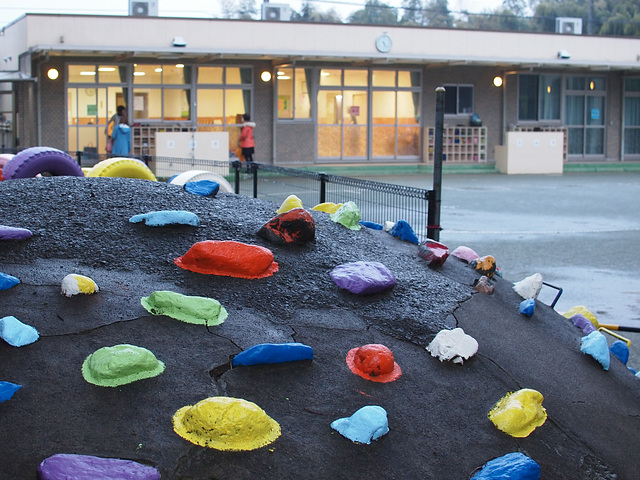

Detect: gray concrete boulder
[0, 177, 637, 479]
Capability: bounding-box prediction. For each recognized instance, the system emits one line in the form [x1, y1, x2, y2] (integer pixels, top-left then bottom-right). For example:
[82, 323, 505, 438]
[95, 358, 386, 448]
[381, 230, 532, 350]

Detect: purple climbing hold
[0, 381, 21, 402]
[232, 342, 314, 367]
[0, 225, 32, 241]
[184, 180, 220, 197]
[570, 314, 597, 335]
[388, 220, 419, 244]
[329, 261, 397, 295]
[38, 453, 161, 480]
[471, 452, 540, 480]
[418, 239, 450, 267]
[0, 272, 20, 291]
[519, 298, 535, 317]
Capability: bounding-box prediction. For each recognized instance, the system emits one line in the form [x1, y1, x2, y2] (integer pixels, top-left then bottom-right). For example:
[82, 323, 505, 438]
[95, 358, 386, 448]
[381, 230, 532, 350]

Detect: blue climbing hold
[609, 340, 629, 366]
[388, 220, 419, 244]
[232, 342, 314, 367]
[581, 331, 610, 371]
[184, 180, 220, 197]
[471, 452, 540, 480]
[129, 210, 200, 227]
[0, 316, 39, 347]
[0, 381, 21, 402]
[331, 405, 389, 444]
[359, 221, 383, 231]
[0, 272, 20, 291]
[519, 298, 535, 317]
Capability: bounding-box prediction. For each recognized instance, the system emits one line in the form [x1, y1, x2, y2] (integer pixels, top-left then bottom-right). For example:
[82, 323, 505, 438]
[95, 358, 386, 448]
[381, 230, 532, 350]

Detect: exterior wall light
[261, 71, 272, 82]
[47, 68, 59, 80]
[493, 76, 503, 87]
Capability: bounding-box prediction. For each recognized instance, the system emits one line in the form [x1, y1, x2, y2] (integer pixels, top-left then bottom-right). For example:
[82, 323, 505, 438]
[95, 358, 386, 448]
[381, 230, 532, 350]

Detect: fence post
[75, 151, 82, 166]
[427, 86, 445, 241]
[251, 162, 258, 198]
[232, 160, 241, 194]
[319, 172, 328, 204]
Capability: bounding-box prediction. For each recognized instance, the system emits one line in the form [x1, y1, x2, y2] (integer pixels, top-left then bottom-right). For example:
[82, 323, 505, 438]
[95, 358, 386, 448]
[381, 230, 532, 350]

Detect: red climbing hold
[418, 239, 450, 267]
[174, 240, 279, 279]
[257, 208, 315, 245]
[346, 344, 402, 383]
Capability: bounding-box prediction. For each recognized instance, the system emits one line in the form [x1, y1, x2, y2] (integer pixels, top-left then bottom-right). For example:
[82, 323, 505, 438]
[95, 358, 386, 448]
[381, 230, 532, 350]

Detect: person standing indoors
[238, 113, 255, 172]
[110, 114, 132, 157]
[105, 105, 127, 157]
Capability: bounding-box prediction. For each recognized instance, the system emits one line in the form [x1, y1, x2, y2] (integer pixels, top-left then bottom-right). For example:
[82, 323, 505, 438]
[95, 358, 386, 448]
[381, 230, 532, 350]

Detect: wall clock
[375, 33, 392, 53]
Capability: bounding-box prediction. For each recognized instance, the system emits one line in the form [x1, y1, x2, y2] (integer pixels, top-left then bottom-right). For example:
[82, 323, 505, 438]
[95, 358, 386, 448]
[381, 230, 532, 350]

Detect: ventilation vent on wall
[555, 17, 582, 35]
[261, 4, 292, 21]
[130, 1, 159, 17]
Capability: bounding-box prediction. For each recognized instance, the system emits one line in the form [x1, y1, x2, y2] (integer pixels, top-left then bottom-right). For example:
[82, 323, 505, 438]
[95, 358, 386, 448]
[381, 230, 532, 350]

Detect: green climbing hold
[141, 290, 228, 326]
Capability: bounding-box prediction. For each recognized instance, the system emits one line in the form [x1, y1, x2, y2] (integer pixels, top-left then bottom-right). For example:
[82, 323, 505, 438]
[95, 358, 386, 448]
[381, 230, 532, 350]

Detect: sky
[0, 0, 506, 29]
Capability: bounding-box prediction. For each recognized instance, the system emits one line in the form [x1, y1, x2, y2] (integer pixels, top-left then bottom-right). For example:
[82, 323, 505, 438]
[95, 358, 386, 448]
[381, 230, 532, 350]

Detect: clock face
[376, 34, 392, 53]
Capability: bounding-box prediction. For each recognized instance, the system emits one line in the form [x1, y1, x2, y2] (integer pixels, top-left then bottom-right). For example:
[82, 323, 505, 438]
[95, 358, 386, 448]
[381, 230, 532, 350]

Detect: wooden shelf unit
[424, 126, 487, 163]
[132, 124, 196, 156]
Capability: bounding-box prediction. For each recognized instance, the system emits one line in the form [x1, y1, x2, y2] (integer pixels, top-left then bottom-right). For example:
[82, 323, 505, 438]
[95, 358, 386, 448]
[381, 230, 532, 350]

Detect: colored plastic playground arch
[169, 170, 233, 193]
[0, 153, 15, 181]
[86, 158, 157, 181]
[2, 147, 83, 180]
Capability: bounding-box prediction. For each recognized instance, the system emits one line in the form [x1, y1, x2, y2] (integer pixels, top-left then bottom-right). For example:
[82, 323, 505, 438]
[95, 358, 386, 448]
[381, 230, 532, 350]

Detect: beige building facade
[1, 14, 640, 165]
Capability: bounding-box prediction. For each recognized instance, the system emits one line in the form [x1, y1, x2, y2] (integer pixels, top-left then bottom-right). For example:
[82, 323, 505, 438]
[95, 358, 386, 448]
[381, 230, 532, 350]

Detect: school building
[1, 13, 639, 168]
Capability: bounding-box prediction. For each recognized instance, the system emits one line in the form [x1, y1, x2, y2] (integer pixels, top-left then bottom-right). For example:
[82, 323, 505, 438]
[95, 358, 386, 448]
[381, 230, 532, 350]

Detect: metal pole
[319, 172, 327, 204]
[427, 86, 445, 241]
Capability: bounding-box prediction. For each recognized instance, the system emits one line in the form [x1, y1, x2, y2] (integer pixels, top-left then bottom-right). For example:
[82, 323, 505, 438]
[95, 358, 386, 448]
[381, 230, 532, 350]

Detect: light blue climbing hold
[330, 405, 389, 444]
[388, 220, 419, 244]
[519, 298, 535, 317]
[471, 452, 541, 480]
[609, 340, 629, 366]
[129, 210, 200, 227]
[0, 272, 20, 291]
[359, 221, 383, 231]
[232, 343, 313, 367]
[185, 180, 220, 197]
[581, 331, 610, 371]
[0, 381, 21, 402]
[0, 316, 39, 347]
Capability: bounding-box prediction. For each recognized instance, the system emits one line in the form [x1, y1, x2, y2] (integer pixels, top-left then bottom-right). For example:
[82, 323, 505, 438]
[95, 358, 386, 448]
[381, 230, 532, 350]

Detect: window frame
[443, 84, 474, 116]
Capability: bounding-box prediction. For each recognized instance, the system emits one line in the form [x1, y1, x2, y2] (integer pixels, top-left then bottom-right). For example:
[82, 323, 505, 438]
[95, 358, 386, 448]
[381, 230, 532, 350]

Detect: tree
[400, 0, 426, 26]
[599, 0, 640, 36]
[460, 8, 528, 31]
[291, 2, 343, 23]
[237, 0, 258, 20]
[530, 0, 590, 33]
[424, 0, 454, 28]
[348, 0, 398, 25]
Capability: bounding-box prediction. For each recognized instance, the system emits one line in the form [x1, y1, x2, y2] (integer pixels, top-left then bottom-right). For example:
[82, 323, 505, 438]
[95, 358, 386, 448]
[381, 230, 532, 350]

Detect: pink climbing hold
[451, 246, 479, 263]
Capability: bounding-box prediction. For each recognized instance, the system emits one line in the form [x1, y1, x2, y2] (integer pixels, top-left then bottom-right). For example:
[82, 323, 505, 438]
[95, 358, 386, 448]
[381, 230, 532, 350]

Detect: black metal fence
[144, 155, 434, 243]
[3, 149, 434, 243]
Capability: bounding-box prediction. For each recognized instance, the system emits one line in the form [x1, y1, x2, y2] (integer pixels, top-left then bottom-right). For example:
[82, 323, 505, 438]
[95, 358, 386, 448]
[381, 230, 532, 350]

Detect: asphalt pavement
[351, 171, 640, 371]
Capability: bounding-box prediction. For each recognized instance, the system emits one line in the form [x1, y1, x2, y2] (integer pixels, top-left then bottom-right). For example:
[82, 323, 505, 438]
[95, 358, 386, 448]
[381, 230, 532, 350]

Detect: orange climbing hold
[174, 240, 279, 279]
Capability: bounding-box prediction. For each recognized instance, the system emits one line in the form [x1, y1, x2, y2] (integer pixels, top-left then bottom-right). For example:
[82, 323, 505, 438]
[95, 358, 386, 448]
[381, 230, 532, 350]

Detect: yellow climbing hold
[173, 397, 281, 451]
[61, 274, 99, 297]
[311, 202, 343, 214]
[488, 388, 547, 438]
[276, 195, 303, 214]
[562, 305, 598, 327]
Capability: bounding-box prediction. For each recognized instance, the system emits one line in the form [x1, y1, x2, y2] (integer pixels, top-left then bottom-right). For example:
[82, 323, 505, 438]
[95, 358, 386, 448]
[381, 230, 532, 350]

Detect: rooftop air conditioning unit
[130, 0, 159, 17]
[261, 3, 292, 21]
[555, 17, 582, 35]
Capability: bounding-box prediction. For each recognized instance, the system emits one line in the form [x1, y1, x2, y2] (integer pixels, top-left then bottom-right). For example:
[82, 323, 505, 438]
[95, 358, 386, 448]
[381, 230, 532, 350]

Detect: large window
[565, 75, 606, 155]
[276, 67, 311, 120]
[317, 68, 421, 160]
[624, 78, 640, 156]
[518, 74, 561, 121]
[443, 85, 473, 115]
[132, 64, 191, 121]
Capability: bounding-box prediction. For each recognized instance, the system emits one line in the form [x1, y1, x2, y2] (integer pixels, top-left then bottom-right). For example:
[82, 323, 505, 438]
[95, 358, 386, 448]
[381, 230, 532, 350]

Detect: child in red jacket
[239, 113, 255, 171]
